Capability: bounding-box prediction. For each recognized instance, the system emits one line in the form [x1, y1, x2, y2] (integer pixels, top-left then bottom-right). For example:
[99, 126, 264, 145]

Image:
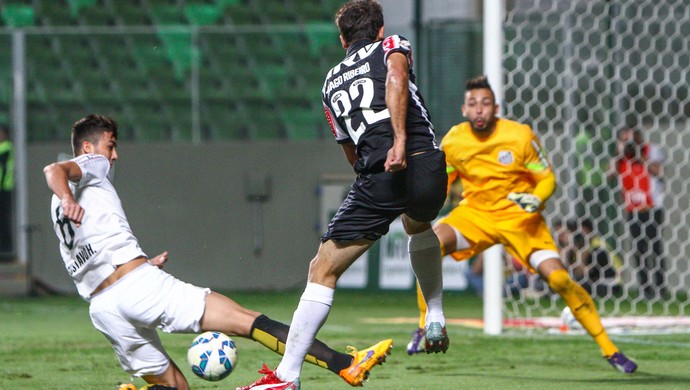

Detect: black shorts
[322, 149, 447, 242]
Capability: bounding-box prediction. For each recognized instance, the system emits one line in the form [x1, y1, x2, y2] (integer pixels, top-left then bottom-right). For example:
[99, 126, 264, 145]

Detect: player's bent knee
[402, 214, 432, 234]
[546, 269, 572, 293]
[529, 249, 560, 270]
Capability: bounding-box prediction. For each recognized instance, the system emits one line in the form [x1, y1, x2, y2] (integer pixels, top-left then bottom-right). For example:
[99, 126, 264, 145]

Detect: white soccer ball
[560, 307, 583, 330]
[187, 331, 238, 381]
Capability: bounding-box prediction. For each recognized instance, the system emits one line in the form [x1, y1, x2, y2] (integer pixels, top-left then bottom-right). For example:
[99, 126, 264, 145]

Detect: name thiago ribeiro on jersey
[325, 62, 371, 95]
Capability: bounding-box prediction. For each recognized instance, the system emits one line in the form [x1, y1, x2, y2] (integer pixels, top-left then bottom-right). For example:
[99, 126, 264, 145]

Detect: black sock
[250, 314, 353, 374]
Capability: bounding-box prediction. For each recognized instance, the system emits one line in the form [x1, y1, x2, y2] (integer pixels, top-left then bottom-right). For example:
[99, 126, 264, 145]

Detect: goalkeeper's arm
[508, 171, 556, 213]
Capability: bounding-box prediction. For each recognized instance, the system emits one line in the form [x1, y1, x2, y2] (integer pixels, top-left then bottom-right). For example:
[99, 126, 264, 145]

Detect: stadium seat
[245, 102, 284, 139]
[131, 35, 174, 76]
[37, 1, 75, 26]
[84, 102, 127, 122]
[49, 103, 89, 140]
[254, 1, 297, 24]
[25, 34, 54, 57]
[222, 63, 264, 100]
[28, 54, 82, 103]
[149, 4, 185, 25]
[0, 80, 9, 106]
[77, 3, 117, 26]
[202, 31, 246, 60]
[110, 1, 150, 25]
[1, 4, 35, 27]
[0, 37, 10, 105]
[203, 103, 250, 140]
[67, 0, 97, 18]
[293, 0, 331, 21]
[215, 0, 243, 8]
[0, 107, 8, 128]
[164, 102, 194, 141]
[28, 104, 60, 142]
[321, 0, 347, 15]
[274, 32, 314, 63]
[56, 35, 96, 67]
[128, 104, 171, 141]
[113, 70, 158, 102]
[244, 34, 285, 66]
[184, 4, 222, 26]
[223, 3, 261, 25]
[304, 22, 339, 56]
[10, 0, 342, 143]
[80, 69, 122, 103]
[157, 28, 200, 81]
[280, 106, 321, 140]
[253, 64, 295, 100]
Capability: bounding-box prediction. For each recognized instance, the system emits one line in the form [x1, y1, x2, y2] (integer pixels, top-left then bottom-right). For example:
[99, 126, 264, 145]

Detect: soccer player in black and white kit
[44, 115, 392, 390]
[239, 1, 448, 389]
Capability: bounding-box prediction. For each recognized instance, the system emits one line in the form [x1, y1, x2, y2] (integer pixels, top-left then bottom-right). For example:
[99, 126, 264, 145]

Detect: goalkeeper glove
[507, 192, 541, 213]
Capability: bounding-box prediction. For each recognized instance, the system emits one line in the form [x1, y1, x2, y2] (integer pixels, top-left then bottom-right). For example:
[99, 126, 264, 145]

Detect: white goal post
[484, 0, 690, 333]
[482, 0, 506, 335]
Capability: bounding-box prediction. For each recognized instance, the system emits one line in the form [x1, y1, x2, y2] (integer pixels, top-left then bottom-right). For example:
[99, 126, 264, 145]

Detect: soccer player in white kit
[44, 114, 389, 390]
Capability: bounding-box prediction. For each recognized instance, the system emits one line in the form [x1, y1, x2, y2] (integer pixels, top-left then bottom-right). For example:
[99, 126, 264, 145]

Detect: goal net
[500, 0, 690, 333]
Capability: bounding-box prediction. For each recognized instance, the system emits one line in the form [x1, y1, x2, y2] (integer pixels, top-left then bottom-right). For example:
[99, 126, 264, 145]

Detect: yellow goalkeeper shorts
[436, 203, 558, 273]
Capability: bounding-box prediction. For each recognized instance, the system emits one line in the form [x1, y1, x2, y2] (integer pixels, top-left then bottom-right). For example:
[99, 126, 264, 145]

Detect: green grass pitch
[2, 290, 690, 389]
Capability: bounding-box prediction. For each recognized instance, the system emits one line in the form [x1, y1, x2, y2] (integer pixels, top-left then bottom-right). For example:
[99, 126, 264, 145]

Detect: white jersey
[50, 154, 146, 300]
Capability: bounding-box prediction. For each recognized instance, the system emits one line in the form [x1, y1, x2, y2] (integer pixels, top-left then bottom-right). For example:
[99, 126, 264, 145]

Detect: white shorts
[89, 262, 210, 377]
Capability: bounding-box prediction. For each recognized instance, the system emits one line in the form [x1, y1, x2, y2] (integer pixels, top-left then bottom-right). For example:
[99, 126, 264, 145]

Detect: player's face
[462, 88, 498, 134]
[85, 131, 118, 166]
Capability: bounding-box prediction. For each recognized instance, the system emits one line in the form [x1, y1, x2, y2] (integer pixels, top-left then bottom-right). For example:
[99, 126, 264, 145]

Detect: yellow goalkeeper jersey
[441, 118, 552, 212]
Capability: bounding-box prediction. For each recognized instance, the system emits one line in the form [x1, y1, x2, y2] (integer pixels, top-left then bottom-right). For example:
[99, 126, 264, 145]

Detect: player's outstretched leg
[406, 327, 426, 355]
[424, 322, 449, 354]
[547, 269, 637, 373]
[236, 363, 300, 390]
[339, 339, 394, 386]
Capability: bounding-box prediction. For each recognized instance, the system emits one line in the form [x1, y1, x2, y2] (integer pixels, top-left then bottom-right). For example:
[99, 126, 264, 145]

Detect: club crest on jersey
[498, 150, 514, 165]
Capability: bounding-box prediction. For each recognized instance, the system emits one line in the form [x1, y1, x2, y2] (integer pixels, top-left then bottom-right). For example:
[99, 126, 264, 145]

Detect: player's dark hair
[71, 114, 118, 156]
[335, 0, 384, 46]
[465, 75, 496, 101]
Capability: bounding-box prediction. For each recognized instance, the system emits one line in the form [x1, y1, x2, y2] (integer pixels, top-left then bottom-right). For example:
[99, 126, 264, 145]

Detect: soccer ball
[187, 331, 238, 381]
[560, 307, 583, 330]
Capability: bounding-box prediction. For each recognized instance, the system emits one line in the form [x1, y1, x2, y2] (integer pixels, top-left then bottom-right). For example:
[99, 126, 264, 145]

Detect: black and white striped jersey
[322, 35, 438, 174]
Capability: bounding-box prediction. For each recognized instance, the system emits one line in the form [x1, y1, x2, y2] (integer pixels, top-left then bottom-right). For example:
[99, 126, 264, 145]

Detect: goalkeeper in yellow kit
[406, 75, 637, 373]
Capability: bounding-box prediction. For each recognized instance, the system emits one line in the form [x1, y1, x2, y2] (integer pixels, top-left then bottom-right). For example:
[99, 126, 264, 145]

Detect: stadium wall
[27, 140, 353, 294]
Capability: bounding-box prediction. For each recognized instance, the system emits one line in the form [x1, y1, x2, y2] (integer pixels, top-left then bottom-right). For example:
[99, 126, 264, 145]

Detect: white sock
[409, 228, 445, 327]
[275, 282, 334, 381]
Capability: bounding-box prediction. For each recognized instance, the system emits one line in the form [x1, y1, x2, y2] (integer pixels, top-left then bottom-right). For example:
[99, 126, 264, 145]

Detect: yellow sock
[416, 282, 427, 329]
[547, 269, 618, 357]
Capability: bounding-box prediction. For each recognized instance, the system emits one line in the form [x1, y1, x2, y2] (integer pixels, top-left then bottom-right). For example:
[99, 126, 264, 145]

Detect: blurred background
[0, 0, 484, 295]
[0, 0, 688, 325]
